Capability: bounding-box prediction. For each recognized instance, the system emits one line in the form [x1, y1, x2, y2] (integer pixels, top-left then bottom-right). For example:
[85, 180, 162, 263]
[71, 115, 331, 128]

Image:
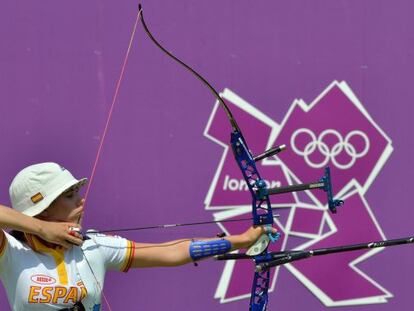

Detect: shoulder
[0, 231, 29, 267]
[82, 232, 130, 253]
[85, 232, 128, 243]
[0, 231, 25, 251]
[82, 232, 134, 271]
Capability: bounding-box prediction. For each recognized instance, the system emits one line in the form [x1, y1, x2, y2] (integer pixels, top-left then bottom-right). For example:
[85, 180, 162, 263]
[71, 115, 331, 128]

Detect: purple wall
[1, 0, 414, 310]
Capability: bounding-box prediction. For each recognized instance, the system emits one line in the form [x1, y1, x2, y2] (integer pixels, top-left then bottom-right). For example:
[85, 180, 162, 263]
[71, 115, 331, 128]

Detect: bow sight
[256, 166, 344, 214]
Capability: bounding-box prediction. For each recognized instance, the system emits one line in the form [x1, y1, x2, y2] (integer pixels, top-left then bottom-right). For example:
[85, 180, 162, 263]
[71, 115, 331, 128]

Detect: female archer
[0, 162, 276, 310]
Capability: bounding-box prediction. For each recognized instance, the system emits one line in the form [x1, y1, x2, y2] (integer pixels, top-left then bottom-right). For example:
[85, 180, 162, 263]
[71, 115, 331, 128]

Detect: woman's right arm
[0, 204, 83, 248]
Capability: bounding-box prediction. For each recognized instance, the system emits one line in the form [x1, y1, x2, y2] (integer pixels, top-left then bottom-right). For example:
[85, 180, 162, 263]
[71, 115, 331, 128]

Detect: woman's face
[37, 185, 85, 223]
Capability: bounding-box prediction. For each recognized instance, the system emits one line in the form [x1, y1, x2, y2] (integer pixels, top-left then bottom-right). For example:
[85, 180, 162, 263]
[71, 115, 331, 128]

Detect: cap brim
[25, 178, 88, 217]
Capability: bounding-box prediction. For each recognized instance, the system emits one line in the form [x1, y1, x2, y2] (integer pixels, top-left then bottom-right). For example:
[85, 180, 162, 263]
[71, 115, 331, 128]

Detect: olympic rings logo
[290, 128, 370, 170]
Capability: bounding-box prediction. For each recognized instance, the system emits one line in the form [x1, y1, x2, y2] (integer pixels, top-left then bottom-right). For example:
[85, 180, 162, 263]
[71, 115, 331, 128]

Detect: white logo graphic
[290, 128, 370, 169]
[204, 83, 394, 308]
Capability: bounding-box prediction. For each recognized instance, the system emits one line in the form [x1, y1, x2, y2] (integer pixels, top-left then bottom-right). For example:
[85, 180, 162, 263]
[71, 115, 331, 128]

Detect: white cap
[9, 162, 87, 217]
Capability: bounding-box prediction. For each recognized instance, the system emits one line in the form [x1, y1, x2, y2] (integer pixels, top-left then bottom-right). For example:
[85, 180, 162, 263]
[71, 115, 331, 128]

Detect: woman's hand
[36, 219, 84, 249]
[239, 225, 278, 249]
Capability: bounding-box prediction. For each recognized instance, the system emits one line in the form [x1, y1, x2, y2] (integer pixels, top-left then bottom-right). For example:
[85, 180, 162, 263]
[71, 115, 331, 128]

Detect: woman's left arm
[130, 225, 276, 268]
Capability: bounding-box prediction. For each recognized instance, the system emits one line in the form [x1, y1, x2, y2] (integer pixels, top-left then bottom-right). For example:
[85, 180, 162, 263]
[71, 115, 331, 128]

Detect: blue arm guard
[189, 239, 232, 261]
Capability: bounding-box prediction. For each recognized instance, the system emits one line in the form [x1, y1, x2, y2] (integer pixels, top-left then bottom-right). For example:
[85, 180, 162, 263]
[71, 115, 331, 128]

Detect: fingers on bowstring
[66, 224, 84, 247]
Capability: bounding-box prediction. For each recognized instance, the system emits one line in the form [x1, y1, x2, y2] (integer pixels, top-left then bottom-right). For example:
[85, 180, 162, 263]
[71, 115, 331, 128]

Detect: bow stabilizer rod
[215, 236, 414, 272]
[253, 144, 287, 162]
[257, 236, 414, 272]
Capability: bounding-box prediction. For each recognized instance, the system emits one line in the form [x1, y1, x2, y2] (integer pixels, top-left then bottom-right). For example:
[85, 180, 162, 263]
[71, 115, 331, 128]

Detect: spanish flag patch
[31, 192, 44, 203]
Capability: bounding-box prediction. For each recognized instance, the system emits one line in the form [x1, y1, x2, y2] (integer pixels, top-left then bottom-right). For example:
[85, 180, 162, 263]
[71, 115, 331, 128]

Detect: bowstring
[82, 8, 142, 208]
[78, 6, 143, 311]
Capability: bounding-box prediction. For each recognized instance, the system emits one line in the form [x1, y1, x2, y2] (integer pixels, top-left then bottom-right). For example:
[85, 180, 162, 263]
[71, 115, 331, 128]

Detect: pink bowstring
[83, 8, 142, 208]
[80, 7, 143, 311]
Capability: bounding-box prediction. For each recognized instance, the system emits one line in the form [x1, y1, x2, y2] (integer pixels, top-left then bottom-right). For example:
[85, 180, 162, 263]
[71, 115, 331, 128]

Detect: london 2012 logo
[203, 81, 393, 307]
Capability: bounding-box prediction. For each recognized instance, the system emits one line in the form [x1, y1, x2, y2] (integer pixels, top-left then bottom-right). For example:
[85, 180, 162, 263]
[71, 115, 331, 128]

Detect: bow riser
[231, 132, 274, 227]
[250, 270, 270, 311]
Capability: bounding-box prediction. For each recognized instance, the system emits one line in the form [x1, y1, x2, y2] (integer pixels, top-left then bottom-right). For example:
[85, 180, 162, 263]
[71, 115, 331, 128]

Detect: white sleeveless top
[0, 231, 134, 310]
